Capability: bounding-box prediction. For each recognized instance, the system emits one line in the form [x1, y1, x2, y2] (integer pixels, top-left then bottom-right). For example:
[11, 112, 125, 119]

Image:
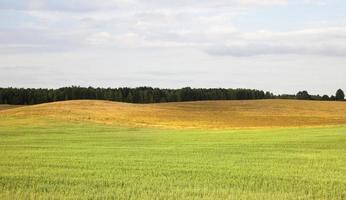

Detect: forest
[0, 86, 344, 105]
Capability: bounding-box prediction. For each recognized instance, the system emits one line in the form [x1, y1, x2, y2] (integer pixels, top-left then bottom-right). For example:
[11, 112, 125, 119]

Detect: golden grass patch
[0, 105, 23, 111]
[1, 99, 346, 129]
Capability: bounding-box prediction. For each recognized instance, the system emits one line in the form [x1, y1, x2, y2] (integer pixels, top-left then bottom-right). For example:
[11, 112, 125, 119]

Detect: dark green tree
[1, 86, 319, 105]
[336, 89, 345, 101]
[321, 95, 330, 101]
[296, 91, 311, 100]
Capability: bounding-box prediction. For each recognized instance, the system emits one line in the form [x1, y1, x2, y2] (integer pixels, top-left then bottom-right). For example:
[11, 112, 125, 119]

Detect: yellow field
[1, 99, 346, 129]
[0, 105, 22, 111]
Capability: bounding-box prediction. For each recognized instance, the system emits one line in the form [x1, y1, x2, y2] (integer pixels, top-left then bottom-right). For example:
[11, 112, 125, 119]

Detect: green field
[1, 122, 345, 199]
[1, 101, 346, 199]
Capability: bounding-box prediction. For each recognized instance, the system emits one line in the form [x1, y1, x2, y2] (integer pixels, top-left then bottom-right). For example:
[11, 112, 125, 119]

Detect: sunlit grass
[1, 100, 346, 199]
[0, 105, 23, 111]
[2, 99, 346, 129]
[0, 122, 345, 199]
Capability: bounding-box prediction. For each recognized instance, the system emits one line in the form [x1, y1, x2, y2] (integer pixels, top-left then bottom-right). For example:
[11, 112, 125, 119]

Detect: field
[2, 99, 346, 129]
[0, 105, 22, 111]
[0, 100, 346, 199]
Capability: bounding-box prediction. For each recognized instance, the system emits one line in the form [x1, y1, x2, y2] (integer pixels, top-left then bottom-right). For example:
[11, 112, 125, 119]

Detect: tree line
[0, 86, 273, 105]
[0, 87, 344, 105]
[278, 89, 345, 101]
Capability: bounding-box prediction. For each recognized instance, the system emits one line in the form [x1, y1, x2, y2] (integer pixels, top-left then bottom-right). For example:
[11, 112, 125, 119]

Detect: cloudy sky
[0, 0, 345, 95]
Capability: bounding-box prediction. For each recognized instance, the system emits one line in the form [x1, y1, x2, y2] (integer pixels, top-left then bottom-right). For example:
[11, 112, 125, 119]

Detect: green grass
[0, 123, 345, 199]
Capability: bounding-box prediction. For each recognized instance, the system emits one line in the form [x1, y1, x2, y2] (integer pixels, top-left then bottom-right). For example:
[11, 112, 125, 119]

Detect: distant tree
[311, 95, 322, 100]
[265, 91, 273, 99]
[296, 91, 311, 100]
[321, 95, 330, 101]
[126, 91, 134, 103]
[336, 89, 345, 101]
[330, 95, 336, 101]
[0, 86, 317, 105]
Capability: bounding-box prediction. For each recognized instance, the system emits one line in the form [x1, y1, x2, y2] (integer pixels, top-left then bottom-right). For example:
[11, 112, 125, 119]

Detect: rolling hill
[0, 105, 22, 111]
[1, 99, 346, 199]
[1, 99, 346, 129]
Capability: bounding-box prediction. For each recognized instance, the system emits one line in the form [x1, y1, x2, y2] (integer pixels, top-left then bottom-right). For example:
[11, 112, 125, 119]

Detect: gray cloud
[0, 0, 345, 94]
[1, 0, 341, 57]
[0, 66, 43, 71]
[0, 0, 288, 12]
[206, 27, 346, 57]
[207, 43, 346, 57]
[0, 0, 124, 12]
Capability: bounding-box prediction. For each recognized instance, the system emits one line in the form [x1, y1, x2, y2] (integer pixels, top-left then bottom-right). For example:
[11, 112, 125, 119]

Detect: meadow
[0, 100, 346, 199]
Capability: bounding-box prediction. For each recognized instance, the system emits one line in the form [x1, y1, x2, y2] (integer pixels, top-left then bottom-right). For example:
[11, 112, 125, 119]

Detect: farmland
[0, 105, 22, 111]
[0, 100, 346, 199]
[2, 99, 346, 129]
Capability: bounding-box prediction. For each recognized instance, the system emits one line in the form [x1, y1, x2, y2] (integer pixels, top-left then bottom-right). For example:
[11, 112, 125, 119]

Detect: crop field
[0, 105, 22, 111]
[0, 100, 346, 199]
[2, 99, 346, 129]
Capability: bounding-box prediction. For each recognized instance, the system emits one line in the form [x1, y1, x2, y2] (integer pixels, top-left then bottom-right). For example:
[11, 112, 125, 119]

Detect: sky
[0, 0, 345, 95]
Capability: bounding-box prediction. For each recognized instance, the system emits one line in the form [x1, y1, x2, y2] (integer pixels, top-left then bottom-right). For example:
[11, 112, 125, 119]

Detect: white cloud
[0, 0, 133, 11]
[206, 27, 346, 56]
[0, 0, 330, 12]
[0, 0, 344, 57]
[1, 0, 345, 94]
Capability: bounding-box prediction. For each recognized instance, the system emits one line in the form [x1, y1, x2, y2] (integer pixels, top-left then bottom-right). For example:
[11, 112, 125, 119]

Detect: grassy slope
[1, 99, 346, 129]
[0, 105, 23, 111]
[0, 100, 346, 199]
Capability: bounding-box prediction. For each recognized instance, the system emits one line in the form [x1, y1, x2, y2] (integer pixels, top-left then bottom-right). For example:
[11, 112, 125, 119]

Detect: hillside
[0, 105, 23, 111]
[1, 99, 346, 129]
